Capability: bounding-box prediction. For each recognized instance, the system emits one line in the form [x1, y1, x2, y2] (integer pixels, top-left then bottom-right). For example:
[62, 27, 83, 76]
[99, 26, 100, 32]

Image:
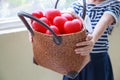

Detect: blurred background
[0, 0, 120, 80]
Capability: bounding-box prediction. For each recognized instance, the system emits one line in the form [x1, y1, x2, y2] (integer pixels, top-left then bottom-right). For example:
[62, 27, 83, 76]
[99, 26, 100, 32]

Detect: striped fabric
[71, 0, 120, 53]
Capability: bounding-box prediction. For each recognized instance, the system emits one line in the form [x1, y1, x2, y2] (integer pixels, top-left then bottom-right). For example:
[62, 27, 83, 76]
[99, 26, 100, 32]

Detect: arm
[75, 13, 115, 55]
[92, 13, 115, 43]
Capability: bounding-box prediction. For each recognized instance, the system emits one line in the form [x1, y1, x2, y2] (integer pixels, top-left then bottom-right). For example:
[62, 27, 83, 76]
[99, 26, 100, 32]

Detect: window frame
[0, 17, 27, 35]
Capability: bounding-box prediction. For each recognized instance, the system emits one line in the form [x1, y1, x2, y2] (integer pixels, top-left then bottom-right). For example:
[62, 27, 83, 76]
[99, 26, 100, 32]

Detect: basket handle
[82, 0, 86, 20]
[54, 0, 60, 9]
[17, 11, 62, 45]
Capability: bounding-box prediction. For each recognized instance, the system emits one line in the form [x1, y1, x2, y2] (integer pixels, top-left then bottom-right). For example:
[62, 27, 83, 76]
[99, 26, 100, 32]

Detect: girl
[63, 0, 120, 80]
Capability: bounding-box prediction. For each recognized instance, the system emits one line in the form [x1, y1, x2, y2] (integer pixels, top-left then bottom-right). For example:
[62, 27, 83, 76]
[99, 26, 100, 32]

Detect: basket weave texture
[32, 28, 90, 76]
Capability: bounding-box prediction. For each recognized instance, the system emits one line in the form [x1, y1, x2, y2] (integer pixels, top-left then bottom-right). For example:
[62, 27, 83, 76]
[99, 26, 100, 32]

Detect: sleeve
[64, 1, 83, 15]
[104, 1, 120, 25]
[72, 1, 83, 15]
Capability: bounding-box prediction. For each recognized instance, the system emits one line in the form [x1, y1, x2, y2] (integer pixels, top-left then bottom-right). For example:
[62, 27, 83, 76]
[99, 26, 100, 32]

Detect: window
[0, 0, 76, 31]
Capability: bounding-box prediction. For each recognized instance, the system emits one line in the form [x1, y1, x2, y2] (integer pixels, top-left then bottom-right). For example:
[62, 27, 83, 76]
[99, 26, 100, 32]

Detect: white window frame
[0, 17, 27, 34]
[0, 17, 24, 30]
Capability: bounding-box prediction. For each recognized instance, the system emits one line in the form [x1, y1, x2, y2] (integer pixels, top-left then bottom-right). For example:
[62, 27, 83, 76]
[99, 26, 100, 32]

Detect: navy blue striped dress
[63, 0, 120, 80]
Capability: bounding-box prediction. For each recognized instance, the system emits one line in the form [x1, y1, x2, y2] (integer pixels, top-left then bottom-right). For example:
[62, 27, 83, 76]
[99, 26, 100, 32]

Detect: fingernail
[75, 49, 78, 51]
[76, 44, 79, 46]
[75, 52, 80, 54]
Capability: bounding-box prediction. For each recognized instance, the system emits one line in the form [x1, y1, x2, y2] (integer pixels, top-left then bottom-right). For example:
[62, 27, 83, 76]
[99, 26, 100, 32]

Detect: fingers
[29, 33, 33, 42]
[75, 34, 94, 56]
[75, 45, 91, 53]
[75, 41, 93, 56]
[76, 34, 93, 46]
[86, 34, 93, 41]
[75, 45, 92, 56]
[76, 40, 92, 47]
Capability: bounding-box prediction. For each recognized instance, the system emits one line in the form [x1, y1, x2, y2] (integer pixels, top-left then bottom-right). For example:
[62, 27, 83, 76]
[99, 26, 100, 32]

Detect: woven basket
[17, 0, 90, 79]
[32, 28, 90, 79]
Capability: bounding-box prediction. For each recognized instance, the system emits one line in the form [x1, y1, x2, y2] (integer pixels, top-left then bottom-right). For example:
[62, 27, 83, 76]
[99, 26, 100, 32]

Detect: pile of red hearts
[31, 9, 83, 35]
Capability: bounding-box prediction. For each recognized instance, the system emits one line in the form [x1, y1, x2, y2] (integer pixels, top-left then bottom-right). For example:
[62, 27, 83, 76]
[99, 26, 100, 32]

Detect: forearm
[91, 13, 115, 43]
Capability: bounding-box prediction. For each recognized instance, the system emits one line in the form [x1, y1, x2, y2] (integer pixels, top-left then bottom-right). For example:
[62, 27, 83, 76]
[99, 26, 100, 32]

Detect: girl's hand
[61, 10, 81, 19]
[74, 34, 95, 56]
[29, 33, 33, 42]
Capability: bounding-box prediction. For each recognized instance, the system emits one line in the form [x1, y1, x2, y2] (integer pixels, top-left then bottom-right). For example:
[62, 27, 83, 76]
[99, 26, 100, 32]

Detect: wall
[0, 29, 62, 80]
[0, 23, 120, 80]
[109, 22, 120, 80]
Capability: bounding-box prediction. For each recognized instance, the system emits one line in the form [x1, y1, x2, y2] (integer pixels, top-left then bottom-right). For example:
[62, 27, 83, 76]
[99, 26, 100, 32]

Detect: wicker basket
[32, 28, 90, 79]
[17, 0, 89, 79]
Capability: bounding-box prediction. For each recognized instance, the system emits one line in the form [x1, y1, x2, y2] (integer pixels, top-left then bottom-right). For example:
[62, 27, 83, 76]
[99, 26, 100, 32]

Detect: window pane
[0, 0, 76, 19]
[0, 0, 77, 30]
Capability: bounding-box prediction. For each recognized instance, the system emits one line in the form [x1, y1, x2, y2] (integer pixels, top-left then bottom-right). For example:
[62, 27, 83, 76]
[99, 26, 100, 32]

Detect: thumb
[86, 34, 93, 41]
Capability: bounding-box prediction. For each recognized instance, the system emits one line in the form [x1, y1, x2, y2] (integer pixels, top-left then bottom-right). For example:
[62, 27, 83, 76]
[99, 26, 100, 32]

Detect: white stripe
[93, 46, 108, 49]
[94, 44, 108, 46]
[91, 50, 108, 53]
